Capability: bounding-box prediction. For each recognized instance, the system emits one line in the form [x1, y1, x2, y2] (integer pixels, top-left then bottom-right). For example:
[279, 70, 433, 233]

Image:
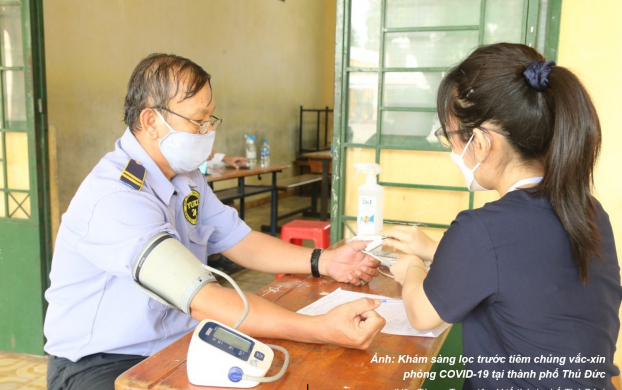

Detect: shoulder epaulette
[120, 159, 146, 191]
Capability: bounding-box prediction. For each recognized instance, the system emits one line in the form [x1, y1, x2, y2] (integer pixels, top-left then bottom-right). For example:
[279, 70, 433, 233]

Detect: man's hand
[319, 298, 386, 349]
[322, 241, 380, 286]
[223, 155, 250, 168]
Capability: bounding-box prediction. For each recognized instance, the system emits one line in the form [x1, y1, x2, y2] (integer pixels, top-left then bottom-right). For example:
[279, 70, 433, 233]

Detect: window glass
[3, 71, 27, 129]
[381, 111, 438, 138]
[383, 72, 445, 108]
[536, 0, 549, 54]
[386, 0, 481, 28]
[379, 149, 464, 187]
[483, 0, 524, 44]
[385, 31, 479, 68]
[0, 6, 24, 67]
[350, 0, 381, 67]
[347, 72, 378, 144]
[6, 131, 29, 190]
[384, 187, 470, 225]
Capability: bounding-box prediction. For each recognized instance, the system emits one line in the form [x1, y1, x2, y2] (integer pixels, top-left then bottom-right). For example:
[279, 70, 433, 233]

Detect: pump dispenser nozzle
[353, 163, 383, 185]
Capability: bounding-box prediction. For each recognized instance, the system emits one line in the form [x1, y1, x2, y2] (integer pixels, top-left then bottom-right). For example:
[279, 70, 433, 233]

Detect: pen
[380, 299, 403, 304]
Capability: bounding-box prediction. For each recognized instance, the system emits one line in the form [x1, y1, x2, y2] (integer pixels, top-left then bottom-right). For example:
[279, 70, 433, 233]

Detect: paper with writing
[296, 288, 450, 337]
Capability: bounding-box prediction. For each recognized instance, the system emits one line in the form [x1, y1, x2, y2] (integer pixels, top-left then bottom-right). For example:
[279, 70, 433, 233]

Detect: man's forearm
[222, 231, 324, 275]
[190, 282, 324, 343]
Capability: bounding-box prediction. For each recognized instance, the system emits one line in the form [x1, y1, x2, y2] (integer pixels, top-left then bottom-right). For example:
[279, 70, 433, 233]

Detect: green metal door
[0, 0, 50, 355]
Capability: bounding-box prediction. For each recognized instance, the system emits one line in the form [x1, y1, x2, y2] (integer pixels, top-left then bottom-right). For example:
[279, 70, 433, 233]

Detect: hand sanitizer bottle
[353, 163, 384, 236]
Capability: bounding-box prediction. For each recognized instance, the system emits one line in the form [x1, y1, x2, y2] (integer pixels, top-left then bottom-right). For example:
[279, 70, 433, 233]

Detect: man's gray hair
[123, 53, 211, 133]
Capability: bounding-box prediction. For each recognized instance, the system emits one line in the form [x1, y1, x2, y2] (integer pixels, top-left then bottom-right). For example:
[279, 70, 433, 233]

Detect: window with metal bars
[331, 0, 561, 242]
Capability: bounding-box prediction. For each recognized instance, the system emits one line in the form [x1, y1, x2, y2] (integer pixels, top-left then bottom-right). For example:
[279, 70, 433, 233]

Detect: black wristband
[310, 248, 323, 277]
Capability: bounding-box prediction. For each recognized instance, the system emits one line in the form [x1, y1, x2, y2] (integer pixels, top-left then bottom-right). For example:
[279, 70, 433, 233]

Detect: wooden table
[205, 164, 289, 236]
[116, 273, 450, 390]
[299, 150, 332, 221]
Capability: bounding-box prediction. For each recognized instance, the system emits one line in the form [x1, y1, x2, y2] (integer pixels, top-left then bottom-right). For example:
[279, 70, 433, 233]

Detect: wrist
[309, 314, 329, 343]
[318, 249, 332, 276]
[404, 258, 428, 284]
[421, 236, 438, 262]
[406, 264, 428, 275]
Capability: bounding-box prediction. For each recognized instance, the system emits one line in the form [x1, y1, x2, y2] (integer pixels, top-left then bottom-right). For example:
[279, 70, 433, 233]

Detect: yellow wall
[43, 0, 336, 213]
[557, 0, 622, 369]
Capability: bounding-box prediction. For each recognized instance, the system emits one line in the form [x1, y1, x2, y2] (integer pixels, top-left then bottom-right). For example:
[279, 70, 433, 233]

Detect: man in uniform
[44, 53, 385, 390]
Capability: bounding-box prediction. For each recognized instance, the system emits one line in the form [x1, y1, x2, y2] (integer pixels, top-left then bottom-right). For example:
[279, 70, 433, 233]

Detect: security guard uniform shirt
[44, 128, 251, 362]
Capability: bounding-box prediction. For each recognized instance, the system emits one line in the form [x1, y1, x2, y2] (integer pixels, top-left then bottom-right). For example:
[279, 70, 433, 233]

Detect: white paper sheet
[296, 288, 450, 337]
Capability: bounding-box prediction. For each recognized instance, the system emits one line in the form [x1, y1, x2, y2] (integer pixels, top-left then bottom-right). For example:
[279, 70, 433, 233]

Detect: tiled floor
[0, 195, 318, 389]
[218, 195, 317, 291]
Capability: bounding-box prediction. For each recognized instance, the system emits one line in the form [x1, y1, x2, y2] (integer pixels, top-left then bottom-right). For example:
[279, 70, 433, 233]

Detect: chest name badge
[183, 190, 200, 225]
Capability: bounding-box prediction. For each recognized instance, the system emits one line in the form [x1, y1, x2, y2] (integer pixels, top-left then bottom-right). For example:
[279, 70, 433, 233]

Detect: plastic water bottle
[245, 135, 257, 167]
[260, 141, 271, 168]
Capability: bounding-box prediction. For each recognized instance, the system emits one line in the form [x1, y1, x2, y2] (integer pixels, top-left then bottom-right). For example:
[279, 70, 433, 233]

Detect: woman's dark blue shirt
[424, 190, 620, 390]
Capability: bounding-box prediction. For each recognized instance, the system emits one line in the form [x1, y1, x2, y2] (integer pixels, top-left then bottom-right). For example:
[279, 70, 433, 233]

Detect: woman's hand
[390, 254, 425, 285]
[380, 225, 438, 262]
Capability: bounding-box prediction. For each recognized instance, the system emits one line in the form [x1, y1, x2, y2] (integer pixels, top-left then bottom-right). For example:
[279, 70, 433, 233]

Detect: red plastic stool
[277, 220, 331, 278]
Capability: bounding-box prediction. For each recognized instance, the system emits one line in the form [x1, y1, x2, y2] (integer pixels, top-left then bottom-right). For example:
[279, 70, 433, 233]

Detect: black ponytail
[437, 43, 602, 284]
[536, 67, 601, 283]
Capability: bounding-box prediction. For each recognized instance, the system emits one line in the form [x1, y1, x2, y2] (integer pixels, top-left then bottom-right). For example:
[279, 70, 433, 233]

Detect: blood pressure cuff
[132, 232, 216, 314]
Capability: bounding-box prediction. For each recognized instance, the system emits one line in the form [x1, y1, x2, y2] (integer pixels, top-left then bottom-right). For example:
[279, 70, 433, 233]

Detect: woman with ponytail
[382, 43, 620, 389]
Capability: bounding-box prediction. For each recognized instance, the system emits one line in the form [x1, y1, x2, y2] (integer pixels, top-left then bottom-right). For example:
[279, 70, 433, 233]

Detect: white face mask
[449, 133, 490, 191]
[154, 110, 216, 174]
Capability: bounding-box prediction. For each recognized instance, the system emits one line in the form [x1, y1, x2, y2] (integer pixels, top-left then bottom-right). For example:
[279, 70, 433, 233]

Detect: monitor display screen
[213, 327, 251, 352]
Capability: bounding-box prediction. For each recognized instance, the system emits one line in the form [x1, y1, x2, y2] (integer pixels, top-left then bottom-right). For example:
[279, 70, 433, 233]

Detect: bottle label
[247, 152, 256, 159]
[358, 196, 375, 228]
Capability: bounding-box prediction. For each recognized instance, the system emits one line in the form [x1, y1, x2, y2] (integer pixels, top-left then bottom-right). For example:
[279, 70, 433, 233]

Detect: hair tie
[523, 60, 555, 92]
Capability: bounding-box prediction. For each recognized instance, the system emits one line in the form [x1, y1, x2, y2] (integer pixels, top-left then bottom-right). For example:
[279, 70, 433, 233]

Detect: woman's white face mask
[449, 133, 491, 191]
[154, 109, 216, 174]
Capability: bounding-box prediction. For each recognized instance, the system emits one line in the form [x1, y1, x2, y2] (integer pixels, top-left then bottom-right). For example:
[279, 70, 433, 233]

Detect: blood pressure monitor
[187, 319, 274, 388]
[132, 232, 289, 388]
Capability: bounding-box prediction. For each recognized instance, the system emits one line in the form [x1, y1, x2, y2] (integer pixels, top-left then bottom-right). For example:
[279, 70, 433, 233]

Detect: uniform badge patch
[119, 159, 146, 191]
[183, 190, 200, 225]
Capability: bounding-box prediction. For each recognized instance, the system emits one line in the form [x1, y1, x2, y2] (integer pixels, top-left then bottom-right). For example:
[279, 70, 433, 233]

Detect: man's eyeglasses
[153, 107, 222, 134]
[434, 126, 508, 149]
